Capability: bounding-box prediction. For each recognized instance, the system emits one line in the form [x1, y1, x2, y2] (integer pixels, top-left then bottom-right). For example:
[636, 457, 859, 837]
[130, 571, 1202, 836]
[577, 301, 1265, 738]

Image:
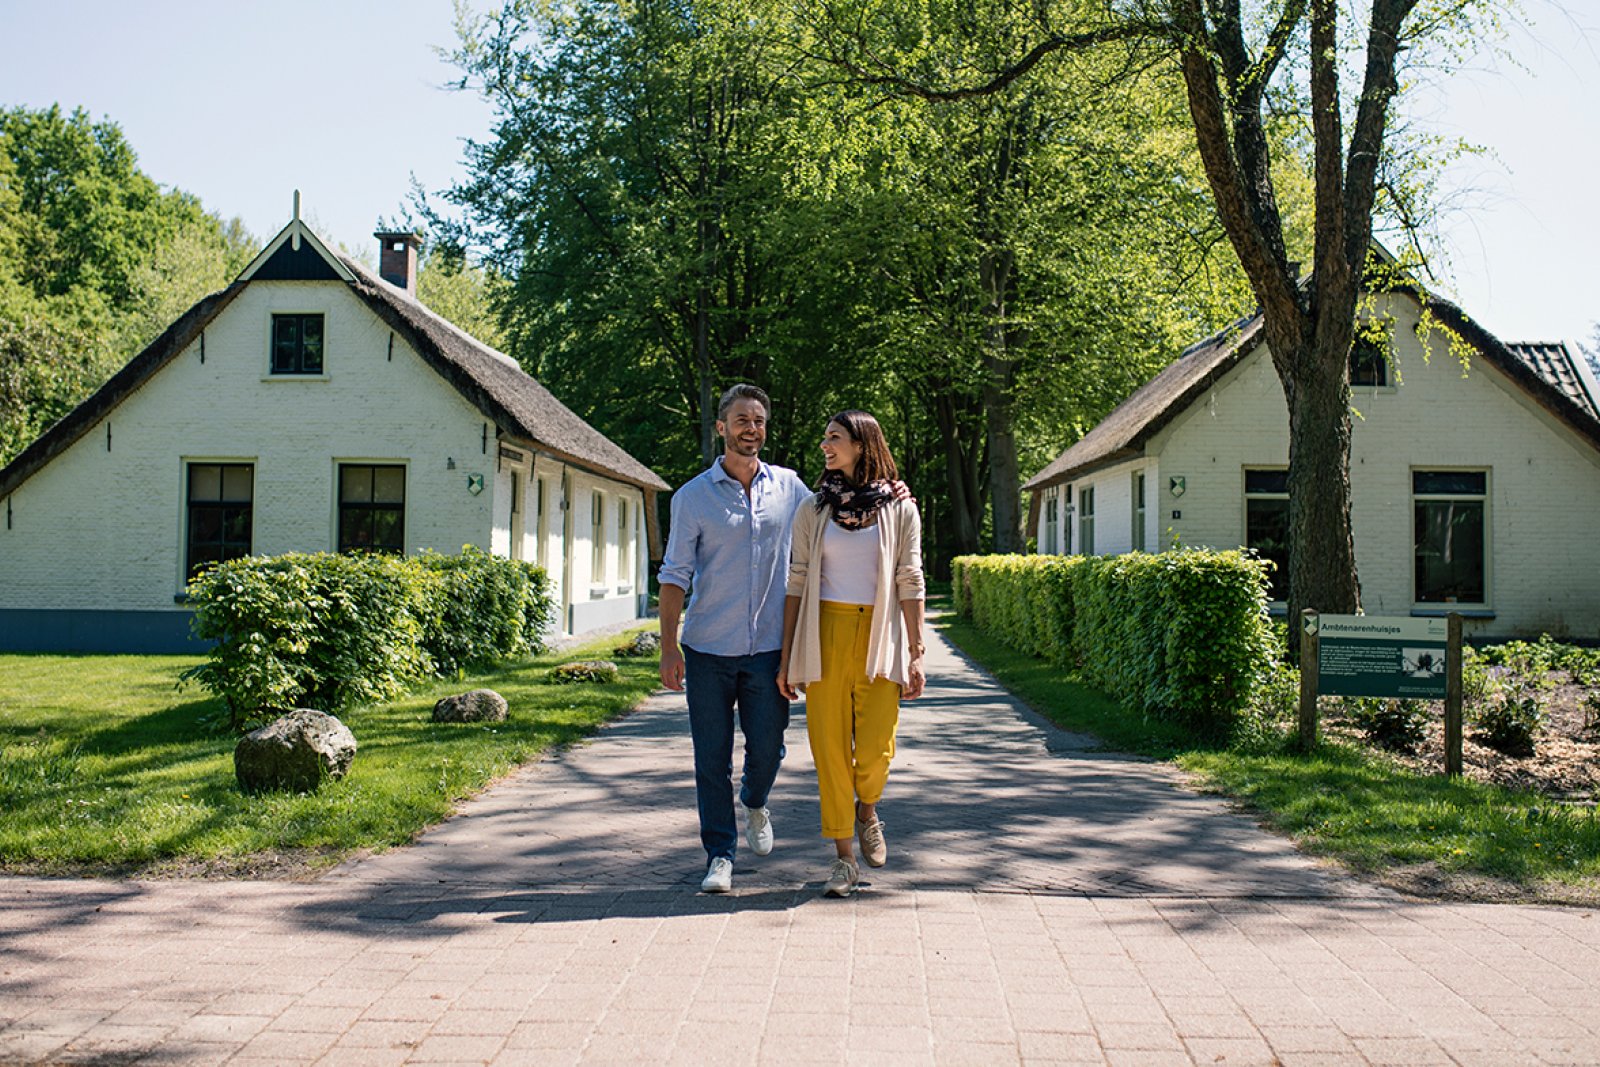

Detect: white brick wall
[0, 279, 649, 636]
[1120, 294, 1600, 638]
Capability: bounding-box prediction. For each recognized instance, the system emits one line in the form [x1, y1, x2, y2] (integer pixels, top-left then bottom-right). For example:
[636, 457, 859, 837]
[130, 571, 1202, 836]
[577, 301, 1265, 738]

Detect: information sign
[1316, 614, 1448, 699]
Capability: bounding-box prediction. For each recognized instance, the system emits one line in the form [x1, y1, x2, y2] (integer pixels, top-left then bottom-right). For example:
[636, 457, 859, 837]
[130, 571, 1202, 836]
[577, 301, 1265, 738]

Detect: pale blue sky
[2, 0, 1595, 345]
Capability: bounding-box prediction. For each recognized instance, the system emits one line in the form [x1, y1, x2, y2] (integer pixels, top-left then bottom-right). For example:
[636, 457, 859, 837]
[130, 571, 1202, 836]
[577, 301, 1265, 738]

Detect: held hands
[660, 643, 686, 691]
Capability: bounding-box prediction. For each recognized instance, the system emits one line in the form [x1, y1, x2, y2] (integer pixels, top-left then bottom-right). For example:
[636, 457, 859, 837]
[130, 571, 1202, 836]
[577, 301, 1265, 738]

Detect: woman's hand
[777, 661, 799, 701]
[903, 655, 925, 700]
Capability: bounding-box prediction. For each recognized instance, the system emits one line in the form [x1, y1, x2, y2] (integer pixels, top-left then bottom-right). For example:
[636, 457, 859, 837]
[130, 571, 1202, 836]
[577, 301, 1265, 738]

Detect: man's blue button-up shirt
[658, 457, 812, 657]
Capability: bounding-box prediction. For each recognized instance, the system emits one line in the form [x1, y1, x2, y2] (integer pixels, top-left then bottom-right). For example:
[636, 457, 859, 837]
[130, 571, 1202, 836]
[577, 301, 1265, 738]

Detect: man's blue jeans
[683, 645, 790, 863]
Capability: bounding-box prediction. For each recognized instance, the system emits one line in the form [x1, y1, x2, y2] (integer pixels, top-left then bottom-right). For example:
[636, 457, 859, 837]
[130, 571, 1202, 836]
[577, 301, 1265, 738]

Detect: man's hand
[776, 661, 798, 701]
[660, 643, 686, 691]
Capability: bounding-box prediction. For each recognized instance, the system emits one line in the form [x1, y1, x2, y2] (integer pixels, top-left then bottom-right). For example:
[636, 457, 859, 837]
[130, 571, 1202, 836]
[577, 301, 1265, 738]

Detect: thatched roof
[0, 223, 669, 514]
[1023, 313, 1265, 492]
[332, 251, 668, 493]
[1024, 293, 1600, 493]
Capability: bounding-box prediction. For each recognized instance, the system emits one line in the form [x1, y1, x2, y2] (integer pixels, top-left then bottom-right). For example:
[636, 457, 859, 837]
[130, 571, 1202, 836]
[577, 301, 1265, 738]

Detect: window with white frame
[1043, 493, 1058, 555]
[1078, 485, 1095, 556]
[618, 498, 633, 588]
[271, 313, 324, 375]
[1131, 471, 1147, 552]
[1063, 484, 1073, 554]
[1413, 470, 1487, 604]
[338, 464, 405, 553]
[591, 490, 607, 588]
[186, 463, 253, 578]
[1244, 469, 1290, 603]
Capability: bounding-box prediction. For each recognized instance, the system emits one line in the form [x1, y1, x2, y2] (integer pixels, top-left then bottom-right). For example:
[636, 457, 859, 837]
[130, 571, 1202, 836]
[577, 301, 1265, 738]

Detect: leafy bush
[416, 546, 555, 674]
[952, 555, 1081, 665]
[1468, 643, 1551, 757]
[1474, 693, 1545, 757]
[1344, 697, 1429, 754]
[1578, 669, 1600, 734]
[954, 549, 1274, 739]
[1233, 659, 1299, 752]
[1475, 634, 1600, 676]
[184, 549, 554, 729]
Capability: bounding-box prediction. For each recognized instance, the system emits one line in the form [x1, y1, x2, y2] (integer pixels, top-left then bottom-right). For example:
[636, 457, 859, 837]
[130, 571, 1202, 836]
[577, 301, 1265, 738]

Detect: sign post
[1310, 613, 1463, 777]
[1444, 613, 1464, 776]
[1297, 610, 1320, 752]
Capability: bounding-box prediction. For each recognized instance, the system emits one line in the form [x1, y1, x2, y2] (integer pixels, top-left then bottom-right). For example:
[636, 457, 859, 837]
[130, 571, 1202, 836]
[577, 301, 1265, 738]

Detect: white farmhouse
[0, 215, 669, 652]
[1024, 288, 1600, 639]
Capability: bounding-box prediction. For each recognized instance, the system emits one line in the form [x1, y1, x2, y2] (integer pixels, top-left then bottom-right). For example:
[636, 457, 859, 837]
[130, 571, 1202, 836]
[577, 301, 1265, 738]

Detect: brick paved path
[3, 628, 1598, 1065]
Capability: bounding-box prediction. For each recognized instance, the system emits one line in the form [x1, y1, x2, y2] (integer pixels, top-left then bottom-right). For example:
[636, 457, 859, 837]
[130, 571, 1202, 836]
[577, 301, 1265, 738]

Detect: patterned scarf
[816, 470, 912, 529]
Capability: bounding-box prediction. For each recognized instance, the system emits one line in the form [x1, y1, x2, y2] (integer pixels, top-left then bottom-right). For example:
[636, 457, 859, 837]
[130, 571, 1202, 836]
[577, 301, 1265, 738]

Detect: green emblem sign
[1316, 614, 1448, 699]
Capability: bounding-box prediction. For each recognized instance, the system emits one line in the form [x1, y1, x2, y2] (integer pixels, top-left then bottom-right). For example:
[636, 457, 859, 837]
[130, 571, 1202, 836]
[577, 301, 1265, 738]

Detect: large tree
[807, 0, 1487, 620]
[435, 0, 1250, 569]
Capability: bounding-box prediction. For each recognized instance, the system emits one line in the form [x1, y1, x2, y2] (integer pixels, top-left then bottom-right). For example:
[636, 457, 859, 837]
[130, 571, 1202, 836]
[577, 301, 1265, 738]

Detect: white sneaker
[700, 857, 733, 893]
[745, 805, 773, 856]
[856, 817, 887, 868]
[823, 857, 859, 898]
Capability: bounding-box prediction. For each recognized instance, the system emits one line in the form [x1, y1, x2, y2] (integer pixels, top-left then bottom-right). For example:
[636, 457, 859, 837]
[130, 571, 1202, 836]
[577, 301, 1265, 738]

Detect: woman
[778, 410, 926, 898]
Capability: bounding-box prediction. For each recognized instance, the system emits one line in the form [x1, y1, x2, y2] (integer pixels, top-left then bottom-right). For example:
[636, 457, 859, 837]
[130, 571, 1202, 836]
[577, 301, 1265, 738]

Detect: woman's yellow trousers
[805, 601, 901, 840]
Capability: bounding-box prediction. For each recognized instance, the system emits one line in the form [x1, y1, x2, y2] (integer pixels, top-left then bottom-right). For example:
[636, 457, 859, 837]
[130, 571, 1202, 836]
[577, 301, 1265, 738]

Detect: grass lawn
[0, 629, 661, 876]
[934, 606, 1600, 905]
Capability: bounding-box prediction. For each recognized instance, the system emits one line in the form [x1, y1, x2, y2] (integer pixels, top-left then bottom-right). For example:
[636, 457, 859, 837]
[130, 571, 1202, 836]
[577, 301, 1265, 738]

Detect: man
[658, 384, 812, 893]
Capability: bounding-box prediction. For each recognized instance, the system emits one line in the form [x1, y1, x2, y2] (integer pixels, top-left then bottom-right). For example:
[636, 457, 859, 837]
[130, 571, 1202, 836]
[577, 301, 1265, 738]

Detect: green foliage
[433, 0, 1253, 571]
[1342, 697, 1429, 755]
[0, 105, 258, 465]
[951, 554, 1081, 665]
[182, 550, 554, 728]
[1474, 634, 1600, 676]
[1234, 659, 1299, 753]
[953, 549, 1274, 738]
[416, 248, 509, 351]
[415, 546, 555, 676]
[548, 660, 621, 684]
[1471, 643, 1552, 758]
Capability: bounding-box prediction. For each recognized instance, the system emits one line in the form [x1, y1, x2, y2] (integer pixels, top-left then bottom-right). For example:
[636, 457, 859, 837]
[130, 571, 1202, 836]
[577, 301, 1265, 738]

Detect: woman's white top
[819, 520, 880, 605]
[786, 496, 925, 688]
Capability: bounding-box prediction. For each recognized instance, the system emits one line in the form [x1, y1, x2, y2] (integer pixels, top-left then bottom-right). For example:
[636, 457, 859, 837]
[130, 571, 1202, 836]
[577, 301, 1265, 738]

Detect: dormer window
[272, 313, 325, 375]
[1350, 336, 1388, 387]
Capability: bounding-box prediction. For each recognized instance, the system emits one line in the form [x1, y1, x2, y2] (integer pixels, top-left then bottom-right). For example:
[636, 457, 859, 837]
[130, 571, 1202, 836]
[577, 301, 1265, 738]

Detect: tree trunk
[935, 392, 983, 555]
[980, 246, 1023, 553]
[1281, 334, 1361, 624]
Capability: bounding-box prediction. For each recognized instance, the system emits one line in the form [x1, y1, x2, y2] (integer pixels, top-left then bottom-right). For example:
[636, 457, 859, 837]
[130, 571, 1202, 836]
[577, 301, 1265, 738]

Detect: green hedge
[183, 547, 555, 727]
[952, 555, 1081, 665]
[953, 550, 1273, 739]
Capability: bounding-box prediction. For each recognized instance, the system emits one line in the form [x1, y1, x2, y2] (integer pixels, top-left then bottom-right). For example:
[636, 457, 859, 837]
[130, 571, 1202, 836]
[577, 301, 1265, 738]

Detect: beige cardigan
[784, 494, 925, 688]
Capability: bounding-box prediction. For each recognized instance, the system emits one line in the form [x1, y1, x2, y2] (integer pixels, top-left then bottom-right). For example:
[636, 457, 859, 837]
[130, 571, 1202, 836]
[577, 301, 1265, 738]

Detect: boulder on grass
[432, 688, 509, 723]
[613, 631, 662, 657]
[235, 710, 357, 794]
[548, 660, 620, 684]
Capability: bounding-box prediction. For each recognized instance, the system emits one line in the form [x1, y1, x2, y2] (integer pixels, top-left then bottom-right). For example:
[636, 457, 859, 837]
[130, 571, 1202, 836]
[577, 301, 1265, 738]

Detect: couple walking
[658, 384, 926, 897]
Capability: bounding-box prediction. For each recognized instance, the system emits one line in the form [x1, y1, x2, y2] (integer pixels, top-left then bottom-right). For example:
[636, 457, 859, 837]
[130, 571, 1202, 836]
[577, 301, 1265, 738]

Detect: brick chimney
[374, 231, 422, 295]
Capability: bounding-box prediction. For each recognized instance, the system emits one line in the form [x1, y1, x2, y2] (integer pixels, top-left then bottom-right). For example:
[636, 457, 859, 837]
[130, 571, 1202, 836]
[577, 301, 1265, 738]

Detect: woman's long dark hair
[821, 410, 899, 487]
